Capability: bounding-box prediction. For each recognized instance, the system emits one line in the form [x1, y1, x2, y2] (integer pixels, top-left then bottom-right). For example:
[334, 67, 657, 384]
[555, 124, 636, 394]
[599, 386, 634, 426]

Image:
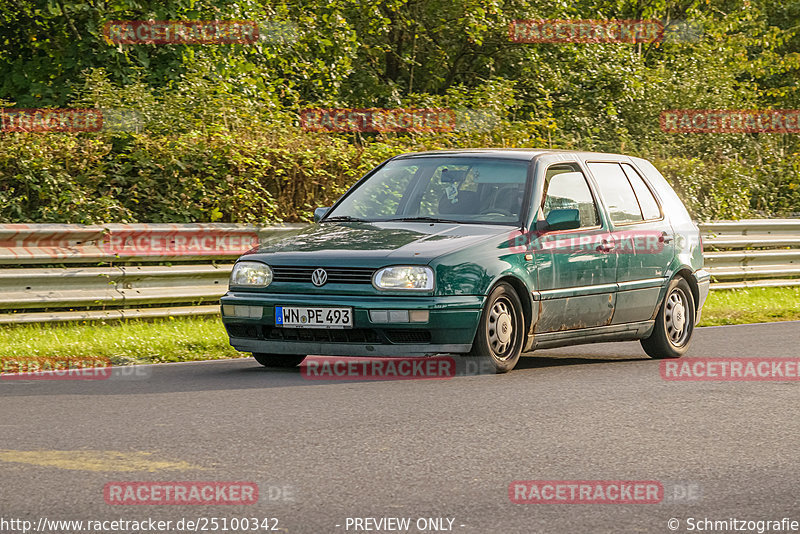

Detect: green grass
[698, 286, 800, 326]
[0, 316, 245, 366]
[0, 287, 797, 366]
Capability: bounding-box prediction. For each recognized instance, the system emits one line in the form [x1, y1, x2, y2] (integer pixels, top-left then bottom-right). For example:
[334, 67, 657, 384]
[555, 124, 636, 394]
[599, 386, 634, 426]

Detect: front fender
[431, 231, 536, 297]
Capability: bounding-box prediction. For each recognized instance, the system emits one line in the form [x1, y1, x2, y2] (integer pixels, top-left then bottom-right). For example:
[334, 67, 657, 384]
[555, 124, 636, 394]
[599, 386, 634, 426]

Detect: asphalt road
[2, 321, 799, 534]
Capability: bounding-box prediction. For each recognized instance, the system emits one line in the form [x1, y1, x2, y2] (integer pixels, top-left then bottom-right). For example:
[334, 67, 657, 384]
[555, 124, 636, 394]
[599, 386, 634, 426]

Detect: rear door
[585, 161, 673, 324]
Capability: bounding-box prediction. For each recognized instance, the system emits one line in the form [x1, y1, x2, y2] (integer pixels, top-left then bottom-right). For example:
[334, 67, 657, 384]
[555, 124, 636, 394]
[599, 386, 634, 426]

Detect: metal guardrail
[699, 219, 800, 290]
[0, 220, 797, 323]
[0, 224, 303, 324]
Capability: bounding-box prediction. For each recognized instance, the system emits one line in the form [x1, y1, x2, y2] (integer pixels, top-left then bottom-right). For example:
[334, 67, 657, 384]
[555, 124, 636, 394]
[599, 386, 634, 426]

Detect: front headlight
[373, 266, 434, 291]
[230, 261, 273, 287]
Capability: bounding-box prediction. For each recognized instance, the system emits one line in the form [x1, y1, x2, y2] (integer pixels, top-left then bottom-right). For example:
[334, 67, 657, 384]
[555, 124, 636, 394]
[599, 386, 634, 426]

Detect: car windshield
[324, 157, 530, 225]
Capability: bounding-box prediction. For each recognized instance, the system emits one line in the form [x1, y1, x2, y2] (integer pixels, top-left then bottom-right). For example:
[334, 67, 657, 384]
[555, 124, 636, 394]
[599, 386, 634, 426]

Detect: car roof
[394, 148, 632, 162]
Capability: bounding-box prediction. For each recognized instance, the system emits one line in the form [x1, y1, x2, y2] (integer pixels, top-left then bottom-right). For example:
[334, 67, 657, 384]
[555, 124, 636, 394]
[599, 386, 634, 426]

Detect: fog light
[409, 310, 429, 323]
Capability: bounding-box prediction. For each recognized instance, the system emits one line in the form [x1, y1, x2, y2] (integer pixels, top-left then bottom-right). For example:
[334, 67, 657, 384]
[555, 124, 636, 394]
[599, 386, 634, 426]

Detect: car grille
[385, 330, 432, 344]
[264, 327, 382, 343]
[271, 266, 375, 284]
[225, 323, 262, 339]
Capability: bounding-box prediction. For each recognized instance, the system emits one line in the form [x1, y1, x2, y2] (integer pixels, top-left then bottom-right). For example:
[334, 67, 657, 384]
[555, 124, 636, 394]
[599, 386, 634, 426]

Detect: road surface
[2, 321, 799, 533]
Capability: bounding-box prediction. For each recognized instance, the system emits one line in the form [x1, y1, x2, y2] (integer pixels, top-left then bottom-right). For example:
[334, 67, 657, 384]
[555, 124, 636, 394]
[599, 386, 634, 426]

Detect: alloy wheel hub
[673, 302, 686, 332]
[496, 314, 512, 344]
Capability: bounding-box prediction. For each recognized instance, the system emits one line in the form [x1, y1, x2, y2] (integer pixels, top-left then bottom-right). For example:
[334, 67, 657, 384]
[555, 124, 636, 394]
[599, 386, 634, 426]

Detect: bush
[2, 125, 799, 224]
[1, 68, 798, 224]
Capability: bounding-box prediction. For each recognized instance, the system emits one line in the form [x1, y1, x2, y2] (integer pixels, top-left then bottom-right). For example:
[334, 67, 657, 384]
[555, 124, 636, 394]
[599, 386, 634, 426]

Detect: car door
[585, 161, 674, 324]
[531, 162, 617, 332]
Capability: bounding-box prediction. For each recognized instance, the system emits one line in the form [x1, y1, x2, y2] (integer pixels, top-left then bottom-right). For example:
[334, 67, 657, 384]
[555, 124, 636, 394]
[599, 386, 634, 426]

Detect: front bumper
[220, 292, 484, 357]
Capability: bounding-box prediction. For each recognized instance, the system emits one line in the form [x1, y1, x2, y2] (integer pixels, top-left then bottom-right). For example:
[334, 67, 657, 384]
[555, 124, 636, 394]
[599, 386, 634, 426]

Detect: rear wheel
[252, 353, 306, 368]
[466, 282, 525, 373]
[641, 277, 695, 359]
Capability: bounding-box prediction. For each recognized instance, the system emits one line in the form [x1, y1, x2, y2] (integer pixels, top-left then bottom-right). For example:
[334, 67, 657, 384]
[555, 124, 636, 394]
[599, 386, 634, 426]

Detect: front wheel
[641, 277, 695, 359]
[253, 353, 306, 368]
[466, 282, 525, 373]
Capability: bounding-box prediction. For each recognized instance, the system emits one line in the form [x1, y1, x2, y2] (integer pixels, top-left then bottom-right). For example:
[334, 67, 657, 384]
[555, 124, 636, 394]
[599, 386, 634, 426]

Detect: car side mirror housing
[544, 208, 581, 232]
[313, 207, 330, 223]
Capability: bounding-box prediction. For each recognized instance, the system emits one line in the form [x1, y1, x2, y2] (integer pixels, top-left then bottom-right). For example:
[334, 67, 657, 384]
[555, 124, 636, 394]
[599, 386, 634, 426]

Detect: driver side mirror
[313, 207, 330, 223]
[544, 208, 581, 232]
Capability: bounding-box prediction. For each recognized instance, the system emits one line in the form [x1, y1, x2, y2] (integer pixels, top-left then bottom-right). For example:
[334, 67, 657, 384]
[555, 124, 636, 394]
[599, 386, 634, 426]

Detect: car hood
[244, 222, 511, 266]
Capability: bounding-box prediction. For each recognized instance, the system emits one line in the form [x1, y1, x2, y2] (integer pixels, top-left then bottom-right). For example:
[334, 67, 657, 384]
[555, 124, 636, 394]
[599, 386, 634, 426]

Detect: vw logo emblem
[311, 268, 328, 287]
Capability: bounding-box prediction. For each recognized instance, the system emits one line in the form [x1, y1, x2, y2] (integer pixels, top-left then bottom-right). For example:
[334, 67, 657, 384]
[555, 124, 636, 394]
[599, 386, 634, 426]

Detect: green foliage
[0, 115, 554, 224]
[1, 0, 799, 222]
[655, 158, 755, 220]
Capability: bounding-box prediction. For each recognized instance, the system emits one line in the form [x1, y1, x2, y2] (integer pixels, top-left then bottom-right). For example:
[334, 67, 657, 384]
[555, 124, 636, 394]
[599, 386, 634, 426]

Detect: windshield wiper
[386, 216, 464, 224]
[322, 215, 368, 223]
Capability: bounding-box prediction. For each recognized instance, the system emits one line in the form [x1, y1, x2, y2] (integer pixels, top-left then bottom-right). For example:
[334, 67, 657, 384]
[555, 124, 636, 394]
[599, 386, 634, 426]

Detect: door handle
[596, 240, 615, 253]
[660, 232, 674, 244]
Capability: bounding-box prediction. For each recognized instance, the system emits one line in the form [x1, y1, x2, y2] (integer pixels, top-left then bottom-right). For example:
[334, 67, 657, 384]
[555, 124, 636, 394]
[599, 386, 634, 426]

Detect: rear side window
[542, 164, 600, 228]
[587, 162, 644, 224]
[621, 164, 661, 220]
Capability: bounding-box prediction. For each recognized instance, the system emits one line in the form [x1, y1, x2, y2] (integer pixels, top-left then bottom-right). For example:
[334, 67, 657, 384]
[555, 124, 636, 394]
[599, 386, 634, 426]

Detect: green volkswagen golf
[222, 149, 710, 373]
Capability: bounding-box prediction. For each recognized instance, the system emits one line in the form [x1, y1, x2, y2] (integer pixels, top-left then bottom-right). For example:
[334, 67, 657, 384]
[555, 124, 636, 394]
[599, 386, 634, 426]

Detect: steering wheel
[479, 207, 514, 217]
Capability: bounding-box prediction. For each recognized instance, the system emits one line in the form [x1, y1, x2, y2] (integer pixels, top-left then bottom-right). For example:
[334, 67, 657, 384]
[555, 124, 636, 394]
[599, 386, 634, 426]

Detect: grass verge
[0, 287, 797, 365]
[698, 286, 800, 326]
[0, 316, 244, 366]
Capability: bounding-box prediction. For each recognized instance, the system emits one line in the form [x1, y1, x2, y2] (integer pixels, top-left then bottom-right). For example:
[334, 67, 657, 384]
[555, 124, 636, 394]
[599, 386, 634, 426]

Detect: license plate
[275, 306, 353, 329]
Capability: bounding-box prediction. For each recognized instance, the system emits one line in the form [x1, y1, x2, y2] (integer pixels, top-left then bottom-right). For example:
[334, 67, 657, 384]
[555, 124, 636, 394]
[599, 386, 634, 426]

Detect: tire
[641, 277, 695, 359]
[465, 282, 525, 373]
[252, 353, 306, 368]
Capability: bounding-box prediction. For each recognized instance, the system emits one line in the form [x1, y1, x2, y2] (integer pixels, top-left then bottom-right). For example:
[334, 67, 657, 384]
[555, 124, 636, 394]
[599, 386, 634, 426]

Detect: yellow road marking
[0, 450, 202, 472]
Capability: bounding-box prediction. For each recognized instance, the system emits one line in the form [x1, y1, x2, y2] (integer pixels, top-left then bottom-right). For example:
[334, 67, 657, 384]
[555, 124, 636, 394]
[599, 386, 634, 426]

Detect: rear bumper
[694, 268, 711, 325]
[220, 292, 483, 357]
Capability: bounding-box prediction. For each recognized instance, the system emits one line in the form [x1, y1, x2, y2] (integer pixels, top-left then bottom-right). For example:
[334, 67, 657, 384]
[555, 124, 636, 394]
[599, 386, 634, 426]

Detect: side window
[542, 165, 600, 228]
[587, 162, 644, 224]
[621, 163, 661, 220]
